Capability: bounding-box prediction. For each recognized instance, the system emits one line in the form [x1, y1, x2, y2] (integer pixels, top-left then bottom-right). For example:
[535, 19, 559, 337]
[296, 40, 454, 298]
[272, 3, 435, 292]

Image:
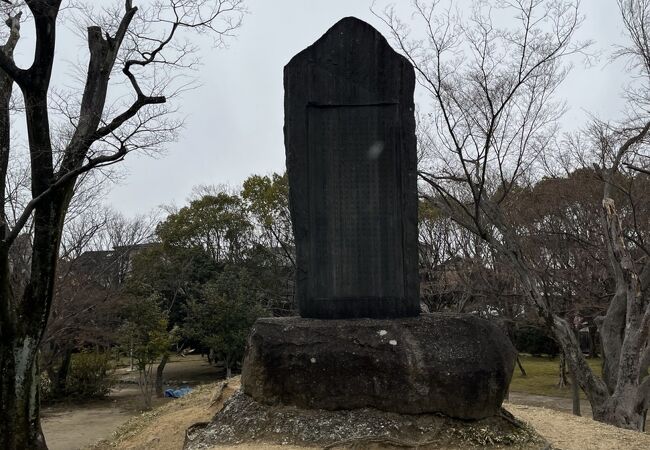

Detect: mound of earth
[89, 380, 241, 450]
[184, 390, 545, 449]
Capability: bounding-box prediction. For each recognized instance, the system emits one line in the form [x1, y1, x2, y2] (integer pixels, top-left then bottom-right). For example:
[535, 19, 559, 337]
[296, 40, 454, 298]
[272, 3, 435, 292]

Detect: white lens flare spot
[367, 141, 384, 160]
[378, 330, 388, 336]
[389, 340, 398, 346]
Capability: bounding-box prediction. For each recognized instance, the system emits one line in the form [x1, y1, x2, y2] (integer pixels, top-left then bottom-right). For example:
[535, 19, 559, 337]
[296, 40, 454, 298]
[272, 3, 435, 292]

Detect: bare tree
[43, 209, 156, 399]
[582, 116, 650, 428]
[375, 0, 649, 430]
[0, 1, 245, 448]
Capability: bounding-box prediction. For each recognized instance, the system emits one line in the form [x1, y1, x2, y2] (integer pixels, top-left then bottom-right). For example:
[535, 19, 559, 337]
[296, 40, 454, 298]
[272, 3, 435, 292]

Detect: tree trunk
[1, 187, 76, 449]
[516, 355, 527, 377]
[138, 365, 154, 410]
[558, 352, 568, 388]
[155, 354, 169, 398]
[0, 335, 48, 450]
[570, 365, 581, 416]
[54, 348, 73, 395]
[0, 236, 50, 450]
[593, 398, 645, 431]
[129, 341, 134, 371]
[588, 325, 599, 359]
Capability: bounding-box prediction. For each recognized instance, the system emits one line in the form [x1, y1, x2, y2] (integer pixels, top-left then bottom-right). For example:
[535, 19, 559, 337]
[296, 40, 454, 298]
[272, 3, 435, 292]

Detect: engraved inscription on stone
[308, 105, 404, 300]
[284, 17, 419, 319]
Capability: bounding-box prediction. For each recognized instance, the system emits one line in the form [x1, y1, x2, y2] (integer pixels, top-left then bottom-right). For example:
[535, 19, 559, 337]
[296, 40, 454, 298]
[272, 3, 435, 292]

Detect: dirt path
[92, 380, 241, 450]
[43, 405, 132, 450]
[507, 404, 650, 450]
[508, 391, 592, 415]
[42, 385, 145, 450]
[507, 391, 650, 430]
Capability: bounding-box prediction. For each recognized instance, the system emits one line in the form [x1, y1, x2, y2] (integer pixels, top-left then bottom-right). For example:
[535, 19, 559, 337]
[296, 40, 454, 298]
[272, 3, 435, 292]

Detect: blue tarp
[164, 386, 192, 398]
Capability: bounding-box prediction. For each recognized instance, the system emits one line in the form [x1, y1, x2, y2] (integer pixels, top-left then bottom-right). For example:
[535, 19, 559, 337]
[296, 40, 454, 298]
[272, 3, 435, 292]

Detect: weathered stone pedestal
[241, 314, 517, 420]
[184, 315, 536, 449]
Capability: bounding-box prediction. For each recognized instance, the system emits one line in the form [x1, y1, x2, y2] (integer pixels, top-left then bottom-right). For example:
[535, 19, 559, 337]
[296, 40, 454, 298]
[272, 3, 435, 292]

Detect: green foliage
[119, 295, 173, 408]
[65, 350, 116, 399]
[513, 326, 559, 357]
[241, 173, 296, 314]
[119, 295, 172, 370]
[39, 371, 53, 402]
[183, 267, 264, 375]
[127, 178, 294, 357]
[41, 351, 116, 402]
[126, 244, 219, 327]
[242, 172, 290, 231]
[156, 193, 252, 263]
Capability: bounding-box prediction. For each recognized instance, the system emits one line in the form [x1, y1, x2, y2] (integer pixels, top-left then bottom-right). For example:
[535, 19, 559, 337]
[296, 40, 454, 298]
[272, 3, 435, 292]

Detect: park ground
[41, 355, 649, 450]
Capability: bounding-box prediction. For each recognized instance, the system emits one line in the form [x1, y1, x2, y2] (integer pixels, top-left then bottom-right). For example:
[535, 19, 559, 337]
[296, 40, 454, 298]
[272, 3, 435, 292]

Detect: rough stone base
[241, 313, 517, 420]
[184, 390, 548, 449]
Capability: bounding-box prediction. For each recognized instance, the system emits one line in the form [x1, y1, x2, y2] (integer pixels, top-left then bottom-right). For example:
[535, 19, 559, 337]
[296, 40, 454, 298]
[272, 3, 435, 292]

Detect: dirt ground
[508, 392, 594, 416]
[42, 384, 143, 450]
[43, 356, 650, 450]
[42, 355, 222, 450]
[507, 404, 650, 450]
[42, 404, 132, 450]
[507, 392, 650, 432]
[91, 378, 241, 450]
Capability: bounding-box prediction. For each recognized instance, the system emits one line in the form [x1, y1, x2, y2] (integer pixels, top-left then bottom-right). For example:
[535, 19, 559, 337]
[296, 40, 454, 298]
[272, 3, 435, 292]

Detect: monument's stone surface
[284, 16, 419, 319]
[241, 314, 517, 420]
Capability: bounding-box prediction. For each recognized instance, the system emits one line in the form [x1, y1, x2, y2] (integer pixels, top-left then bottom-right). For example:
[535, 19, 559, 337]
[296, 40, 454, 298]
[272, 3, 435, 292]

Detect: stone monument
[240, 16, 516, 420]
[283, 16, 420, 319]
[185, 17, 530, 450]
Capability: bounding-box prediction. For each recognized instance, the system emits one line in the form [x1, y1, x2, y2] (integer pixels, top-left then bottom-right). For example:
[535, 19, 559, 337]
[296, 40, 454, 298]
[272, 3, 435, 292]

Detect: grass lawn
[509, 355, 602, 399]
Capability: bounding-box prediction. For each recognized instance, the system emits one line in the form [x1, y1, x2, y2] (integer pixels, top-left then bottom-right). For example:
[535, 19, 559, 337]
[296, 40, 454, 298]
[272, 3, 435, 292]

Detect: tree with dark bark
[376, 0, 649, 430]
[0, 1, 245, 447]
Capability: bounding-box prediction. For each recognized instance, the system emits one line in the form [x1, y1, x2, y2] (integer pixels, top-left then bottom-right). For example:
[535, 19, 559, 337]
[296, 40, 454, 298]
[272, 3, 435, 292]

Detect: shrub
[183, 269, 264, 378]
[65, 350, 115, 399]
[513, 326, 559, 357]
[39, 371, 53, 403]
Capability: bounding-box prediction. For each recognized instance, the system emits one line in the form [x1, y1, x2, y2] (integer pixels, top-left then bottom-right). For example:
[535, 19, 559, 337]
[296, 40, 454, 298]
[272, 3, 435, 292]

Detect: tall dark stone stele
[284, 16, 419, 319]
[239, 16, 517, 425]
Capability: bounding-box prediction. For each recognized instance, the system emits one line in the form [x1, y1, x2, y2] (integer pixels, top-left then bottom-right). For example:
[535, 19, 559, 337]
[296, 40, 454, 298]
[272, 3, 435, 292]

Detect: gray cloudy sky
[89, 1, 628, 216]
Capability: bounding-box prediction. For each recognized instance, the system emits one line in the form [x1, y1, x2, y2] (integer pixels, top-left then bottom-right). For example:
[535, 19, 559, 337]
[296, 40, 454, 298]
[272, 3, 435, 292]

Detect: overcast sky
[45, 1, 632, 216]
